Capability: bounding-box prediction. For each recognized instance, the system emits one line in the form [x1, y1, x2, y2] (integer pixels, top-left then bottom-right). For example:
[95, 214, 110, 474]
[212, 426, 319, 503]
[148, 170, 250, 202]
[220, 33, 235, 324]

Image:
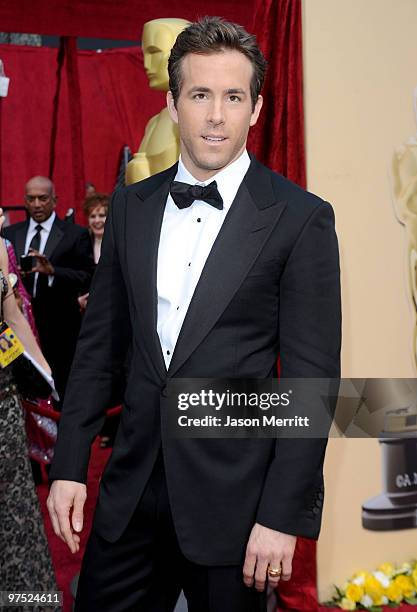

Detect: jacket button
[161, 385, 168, 398]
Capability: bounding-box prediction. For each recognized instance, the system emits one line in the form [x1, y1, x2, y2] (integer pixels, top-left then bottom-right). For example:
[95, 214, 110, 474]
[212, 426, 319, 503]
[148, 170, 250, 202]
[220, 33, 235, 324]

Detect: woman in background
[78, 193, 109, 311]
[0, 208, 57, 603]
[84, 192, 108, 264]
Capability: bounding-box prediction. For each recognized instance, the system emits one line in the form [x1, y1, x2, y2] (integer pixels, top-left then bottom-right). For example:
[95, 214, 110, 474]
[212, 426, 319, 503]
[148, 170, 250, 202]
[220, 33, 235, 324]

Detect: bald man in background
[3, 176, 94, 405]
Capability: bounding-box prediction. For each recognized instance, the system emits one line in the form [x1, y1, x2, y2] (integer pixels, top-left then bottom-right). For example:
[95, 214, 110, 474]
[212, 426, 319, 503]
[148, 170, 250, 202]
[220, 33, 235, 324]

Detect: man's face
[167, 50, 263, 181]
[25, 179, 56, 223]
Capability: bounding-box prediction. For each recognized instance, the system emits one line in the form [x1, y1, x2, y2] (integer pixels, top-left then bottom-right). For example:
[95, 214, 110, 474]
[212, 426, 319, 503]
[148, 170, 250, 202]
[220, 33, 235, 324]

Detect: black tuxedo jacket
[3, 216, 94, 396]
[50, 157, 341, 565]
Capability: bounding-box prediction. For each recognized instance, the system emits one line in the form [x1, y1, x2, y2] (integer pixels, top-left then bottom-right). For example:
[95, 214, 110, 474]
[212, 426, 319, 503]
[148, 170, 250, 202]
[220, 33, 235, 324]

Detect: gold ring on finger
[267, 565, 282, 578]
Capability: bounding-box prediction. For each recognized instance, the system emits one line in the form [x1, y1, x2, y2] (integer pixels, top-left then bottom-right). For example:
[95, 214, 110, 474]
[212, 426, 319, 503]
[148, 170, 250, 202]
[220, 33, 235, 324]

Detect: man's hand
[29, 249, 55, 275]
[78, 292, 89, 312]
[243, 523, 296, 591]
[47, 480, 87, 554]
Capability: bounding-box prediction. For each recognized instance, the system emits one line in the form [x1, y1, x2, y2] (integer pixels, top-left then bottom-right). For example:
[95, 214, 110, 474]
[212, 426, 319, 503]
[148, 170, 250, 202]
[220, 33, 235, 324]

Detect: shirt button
[176, 306, 180, 310]
[197, 218, 201, 223]
[188, 262, 191, 267]
[167, 350, 171, 355]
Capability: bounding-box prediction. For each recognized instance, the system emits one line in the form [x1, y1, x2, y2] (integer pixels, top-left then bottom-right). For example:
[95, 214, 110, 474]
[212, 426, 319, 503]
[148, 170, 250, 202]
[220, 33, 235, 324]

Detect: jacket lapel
[126, 167, 177, 380]
[15, 223, 29, 259]
[44, 218, 64, 259]
[167, 160, 287, 377]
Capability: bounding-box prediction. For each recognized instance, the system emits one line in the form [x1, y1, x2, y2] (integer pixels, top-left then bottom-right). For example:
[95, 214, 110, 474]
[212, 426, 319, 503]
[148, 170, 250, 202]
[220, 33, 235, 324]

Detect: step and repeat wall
[303, 0, 417, 601]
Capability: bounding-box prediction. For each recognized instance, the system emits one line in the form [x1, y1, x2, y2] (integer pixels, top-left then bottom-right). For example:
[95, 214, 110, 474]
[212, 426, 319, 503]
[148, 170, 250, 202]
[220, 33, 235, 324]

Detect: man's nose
[207, 99, 225, 126]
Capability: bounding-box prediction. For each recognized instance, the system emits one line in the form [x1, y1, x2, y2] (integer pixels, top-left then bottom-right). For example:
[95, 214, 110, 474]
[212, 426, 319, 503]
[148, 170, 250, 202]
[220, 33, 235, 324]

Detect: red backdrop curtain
[249, 0, 306, 188]
[0, 1, 317, 610]
[0, 0, 254, 41]
[0, 43, 165, 220]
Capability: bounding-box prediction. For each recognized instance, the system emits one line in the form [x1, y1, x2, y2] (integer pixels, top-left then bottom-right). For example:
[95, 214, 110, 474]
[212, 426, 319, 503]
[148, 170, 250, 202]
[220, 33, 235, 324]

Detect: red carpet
[36, 438, 112, 612]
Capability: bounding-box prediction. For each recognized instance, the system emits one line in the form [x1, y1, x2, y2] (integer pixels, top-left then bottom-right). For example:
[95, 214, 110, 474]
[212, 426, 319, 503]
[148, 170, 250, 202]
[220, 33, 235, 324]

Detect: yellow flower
[377, 563, 394, 577]
[340, 597, 356, 610]
[412, 567, 417, 588]
[364, 575, 383, 599]
[352, 570, 369, 580]
[386, 581, 403, 603]
[345, 583, 363, 603]
[394, 574, 415, 598]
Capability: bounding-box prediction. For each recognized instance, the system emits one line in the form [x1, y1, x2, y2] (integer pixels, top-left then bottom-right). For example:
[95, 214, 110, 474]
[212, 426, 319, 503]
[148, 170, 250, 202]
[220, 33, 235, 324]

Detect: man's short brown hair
[168, 16, 267, 110]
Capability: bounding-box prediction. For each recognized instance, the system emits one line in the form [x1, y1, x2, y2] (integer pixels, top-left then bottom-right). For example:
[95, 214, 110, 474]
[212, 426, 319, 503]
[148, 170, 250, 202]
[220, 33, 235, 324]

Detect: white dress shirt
[157, 150, 251, 369]
[24, 211, 56, 296]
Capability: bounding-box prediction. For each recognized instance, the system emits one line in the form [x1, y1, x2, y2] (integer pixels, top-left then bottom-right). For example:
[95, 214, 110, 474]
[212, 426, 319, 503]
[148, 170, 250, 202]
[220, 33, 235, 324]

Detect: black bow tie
[170, 180, 223, 210]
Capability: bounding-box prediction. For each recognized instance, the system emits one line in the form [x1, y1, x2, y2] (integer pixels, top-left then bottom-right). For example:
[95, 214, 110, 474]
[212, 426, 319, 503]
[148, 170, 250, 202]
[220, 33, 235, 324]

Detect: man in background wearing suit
[4, 176, 94, 403]
[48, 17, 341, 612]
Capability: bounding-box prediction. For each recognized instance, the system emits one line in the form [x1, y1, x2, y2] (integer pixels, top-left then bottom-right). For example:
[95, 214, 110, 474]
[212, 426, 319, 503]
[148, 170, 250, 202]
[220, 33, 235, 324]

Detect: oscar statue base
[362, 491, 417, 530]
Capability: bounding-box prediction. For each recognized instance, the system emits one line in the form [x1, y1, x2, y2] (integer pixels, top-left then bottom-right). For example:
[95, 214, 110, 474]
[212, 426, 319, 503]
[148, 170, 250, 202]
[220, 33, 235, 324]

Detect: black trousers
[75, 454, 267, 612]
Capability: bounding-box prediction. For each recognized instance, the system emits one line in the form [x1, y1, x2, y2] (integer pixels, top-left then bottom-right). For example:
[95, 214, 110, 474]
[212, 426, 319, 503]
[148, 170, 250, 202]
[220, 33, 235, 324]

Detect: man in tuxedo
[48, 17, 341, 612]
[4, 176, 94, 403]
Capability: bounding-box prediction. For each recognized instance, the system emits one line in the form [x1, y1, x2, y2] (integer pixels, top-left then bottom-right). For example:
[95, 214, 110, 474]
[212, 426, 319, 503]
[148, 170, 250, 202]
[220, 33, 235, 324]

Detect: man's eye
[193, 93, 207, 100]
[229, 95, 241, 102]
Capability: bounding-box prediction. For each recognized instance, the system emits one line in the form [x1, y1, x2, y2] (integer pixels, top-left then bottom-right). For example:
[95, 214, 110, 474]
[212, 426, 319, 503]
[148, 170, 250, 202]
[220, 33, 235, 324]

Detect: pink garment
[6, 240, 38, 337]
[5, 239, 57, 465]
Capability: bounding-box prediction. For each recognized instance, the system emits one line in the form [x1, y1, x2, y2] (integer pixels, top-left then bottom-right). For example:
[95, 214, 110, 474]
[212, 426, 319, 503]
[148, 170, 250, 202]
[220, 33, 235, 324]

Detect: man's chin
[192, 152, 237, 174]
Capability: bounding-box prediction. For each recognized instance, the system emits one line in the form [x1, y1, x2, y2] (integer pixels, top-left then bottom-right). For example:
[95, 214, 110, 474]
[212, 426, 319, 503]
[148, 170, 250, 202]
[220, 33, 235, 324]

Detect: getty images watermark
[176, 388, 309, 428]
[162, 378, 417, 439]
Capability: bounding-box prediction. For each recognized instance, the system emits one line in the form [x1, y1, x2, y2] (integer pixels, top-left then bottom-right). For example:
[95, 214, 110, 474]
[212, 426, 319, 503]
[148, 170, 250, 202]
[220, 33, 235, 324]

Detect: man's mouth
[202, 136, 227, 143]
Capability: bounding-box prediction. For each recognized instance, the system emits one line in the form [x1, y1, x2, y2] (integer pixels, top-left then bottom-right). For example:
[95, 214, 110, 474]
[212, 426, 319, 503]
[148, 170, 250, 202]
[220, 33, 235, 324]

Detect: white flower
[381, 596, 388, 605]
[360, 594, 374, 608]
[394, 562, 412, 576]
[372, 571, 390, 588]
[352, 575, 365, 586]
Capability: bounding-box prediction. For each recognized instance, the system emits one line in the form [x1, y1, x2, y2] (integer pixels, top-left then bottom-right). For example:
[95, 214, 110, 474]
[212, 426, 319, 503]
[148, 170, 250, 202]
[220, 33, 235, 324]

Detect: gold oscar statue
[392, 87, 417, 369]
[126, 18, 189, 184]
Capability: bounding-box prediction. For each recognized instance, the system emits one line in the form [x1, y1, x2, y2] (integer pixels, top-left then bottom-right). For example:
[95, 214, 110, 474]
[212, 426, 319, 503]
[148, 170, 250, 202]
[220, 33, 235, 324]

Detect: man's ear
[249, 95, 263, 128]
[167, 91, 179, 124]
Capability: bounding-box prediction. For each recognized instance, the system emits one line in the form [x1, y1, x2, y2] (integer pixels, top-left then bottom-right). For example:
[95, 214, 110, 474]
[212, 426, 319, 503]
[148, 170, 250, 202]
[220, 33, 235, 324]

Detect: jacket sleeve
[49, 189, 132, 484]
[256, 201, 341, 539]
[52, 228, 94, 292]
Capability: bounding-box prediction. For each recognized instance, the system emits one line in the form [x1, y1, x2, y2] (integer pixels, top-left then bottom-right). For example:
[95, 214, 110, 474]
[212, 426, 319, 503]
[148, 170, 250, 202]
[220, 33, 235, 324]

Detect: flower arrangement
[325, 560, 417, 610]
